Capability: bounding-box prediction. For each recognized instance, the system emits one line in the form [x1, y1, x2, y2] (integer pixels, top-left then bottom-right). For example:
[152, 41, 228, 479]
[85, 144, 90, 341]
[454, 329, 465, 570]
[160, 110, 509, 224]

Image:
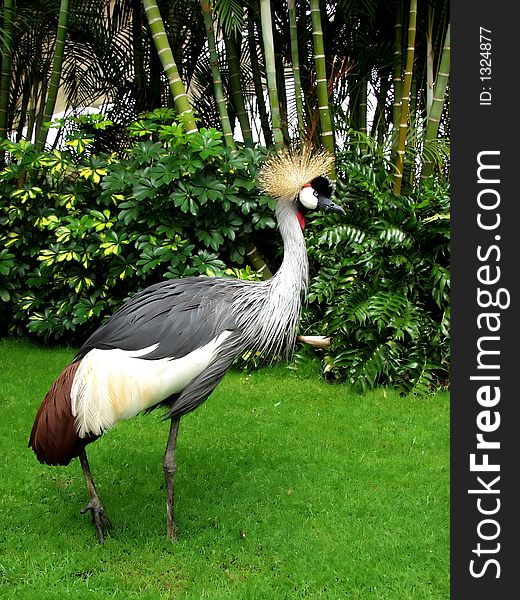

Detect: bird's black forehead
[310, 175, 334, 198]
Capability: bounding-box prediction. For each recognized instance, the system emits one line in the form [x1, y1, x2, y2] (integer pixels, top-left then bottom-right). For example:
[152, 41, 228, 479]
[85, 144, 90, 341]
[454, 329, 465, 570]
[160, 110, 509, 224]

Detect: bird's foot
[80, 497, 111, 544]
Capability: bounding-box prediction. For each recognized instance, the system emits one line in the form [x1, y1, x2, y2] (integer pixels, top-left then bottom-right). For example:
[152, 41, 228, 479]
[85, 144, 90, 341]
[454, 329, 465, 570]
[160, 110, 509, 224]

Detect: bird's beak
[317, 194, 345, 215]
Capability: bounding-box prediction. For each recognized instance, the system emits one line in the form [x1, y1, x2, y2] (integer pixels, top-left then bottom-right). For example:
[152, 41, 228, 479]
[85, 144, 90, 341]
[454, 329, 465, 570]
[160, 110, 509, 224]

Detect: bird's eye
[313, 190, 319, 198]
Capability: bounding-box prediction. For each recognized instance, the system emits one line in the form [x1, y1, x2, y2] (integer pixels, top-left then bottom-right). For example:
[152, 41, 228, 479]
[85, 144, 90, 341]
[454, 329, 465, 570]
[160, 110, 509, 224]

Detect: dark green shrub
[0, 111, 274, 342]
[300, 153, 450, 393]
[1, 117, 450, 394]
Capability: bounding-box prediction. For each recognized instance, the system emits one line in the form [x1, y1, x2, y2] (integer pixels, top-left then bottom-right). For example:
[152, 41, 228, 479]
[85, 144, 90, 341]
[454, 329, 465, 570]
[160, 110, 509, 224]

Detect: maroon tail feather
[28, 360, 98, 466]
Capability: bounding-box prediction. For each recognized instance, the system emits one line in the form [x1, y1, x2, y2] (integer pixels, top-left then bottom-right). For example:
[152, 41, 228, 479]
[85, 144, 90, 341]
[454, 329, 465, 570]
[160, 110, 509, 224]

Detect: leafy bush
[0, 111, 274, 342]
[1, 116, 450, 393]
[299, 152, 450, 393]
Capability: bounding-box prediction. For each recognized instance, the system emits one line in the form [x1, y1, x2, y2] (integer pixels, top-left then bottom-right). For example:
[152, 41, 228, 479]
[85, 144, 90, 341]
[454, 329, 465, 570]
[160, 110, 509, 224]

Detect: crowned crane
[28, 148, 344, 543]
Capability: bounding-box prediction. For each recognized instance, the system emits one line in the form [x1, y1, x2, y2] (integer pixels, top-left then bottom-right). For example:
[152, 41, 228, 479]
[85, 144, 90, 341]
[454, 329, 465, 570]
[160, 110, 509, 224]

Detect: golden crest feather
[258, 147, 335, 202]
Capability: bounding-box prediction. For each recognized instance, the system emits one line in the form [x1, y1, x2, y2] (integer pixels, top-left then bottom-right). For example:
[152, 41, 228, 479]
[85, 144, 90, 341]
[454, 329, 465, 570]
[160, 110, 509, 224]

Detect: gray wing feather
[75, 277, 259, 419]
[76, 277, 242, 361]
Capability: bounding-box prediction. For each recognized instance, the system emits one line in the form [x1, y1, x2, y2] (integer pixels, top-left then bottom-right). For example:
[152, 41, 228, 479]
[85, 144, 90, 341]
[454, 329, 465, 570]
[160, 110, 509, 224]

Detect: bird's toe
[80, 498, 111, 543]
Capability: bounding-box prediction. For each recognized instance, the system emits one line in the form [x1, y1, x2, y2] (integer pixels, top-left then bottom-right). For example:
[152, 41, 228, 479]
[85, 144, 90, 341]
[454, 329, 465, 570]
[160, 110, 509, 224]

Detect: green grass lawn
[0, 339, 449, 599]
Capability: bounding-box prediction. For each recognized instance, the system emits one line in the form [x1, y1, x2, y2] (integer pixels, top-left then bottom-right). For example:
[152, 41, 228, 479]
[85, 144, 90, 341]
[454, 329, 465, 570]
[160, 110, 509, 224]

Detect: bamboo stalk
[16, 80, 31, 142]
[0, 0, 14, 146]
[200, 0, 235, 148]
[247, 14, 272, 146]
[370, 74, 390, 142]
[310, 0, 334, 156]
[223, 33, 253, 146]
[142, 0, 198, 134]
[259, 0, 284, 148]
[275, 51, 290, 144]
[244, 236, 272, 280]
[391, 0, 403, 155]
[288, 0, 305, 143]
[34, 74, 49, 146]
[34, 0, 69, 151]
[425, 7, 434, 114]
[132, 0, 147, 114]
[422, 22, 450, 179]
[359, 79, 368, 136]
[393, 0, 417, 194]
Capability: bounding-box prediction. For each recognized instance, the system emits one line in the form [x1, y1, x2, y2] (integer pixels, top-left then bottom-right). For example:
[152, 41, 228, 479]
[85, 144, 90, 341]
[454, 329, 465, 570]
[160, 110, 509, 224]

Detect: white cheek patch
[299, 186, 318, 210]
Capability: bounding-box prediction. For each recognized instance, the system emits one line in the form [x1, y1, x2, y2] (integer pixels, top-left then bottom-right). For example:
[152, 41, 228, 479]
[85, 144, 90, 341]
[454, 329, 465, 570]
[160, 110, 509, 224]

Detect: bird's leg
[163, 417, 181, 540]
[78, 447, 111, 544]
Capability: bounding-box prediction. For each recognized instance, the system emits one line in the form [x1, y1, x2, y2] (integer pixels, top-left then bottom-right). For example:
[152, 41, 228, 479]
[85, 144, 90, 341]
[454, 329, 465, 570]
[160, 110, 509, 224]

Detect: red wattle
[297, 211, 305, 230]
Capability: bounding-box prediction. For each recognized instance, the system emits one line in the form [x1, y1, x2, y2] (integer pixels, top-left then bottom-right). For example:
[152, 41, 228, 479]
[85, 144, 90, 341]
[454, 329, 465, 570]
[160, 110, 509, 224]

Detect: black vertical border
[451, 2, 518, 598]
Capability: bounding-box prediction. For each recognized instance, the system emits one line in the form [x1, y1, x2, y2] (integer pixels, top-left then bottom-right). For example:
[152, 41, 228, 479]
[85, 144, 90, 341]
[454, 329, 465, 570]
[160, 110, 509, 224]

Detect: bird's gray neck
[230, 201, 308, 359]
[257, 201, 308, 357]
[272, 201, 309, 295]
